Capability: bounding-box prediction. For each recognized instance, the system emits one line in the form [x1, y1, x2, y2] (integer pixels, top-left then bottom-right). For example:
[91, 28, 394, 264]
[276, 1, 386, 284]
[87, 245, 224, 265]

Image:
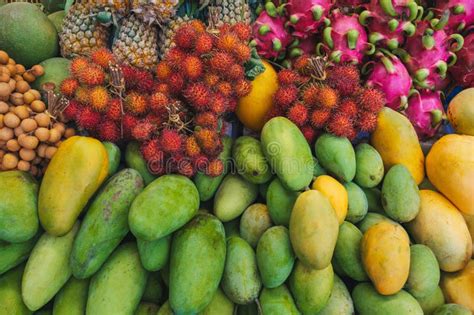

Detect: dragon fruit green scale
[287, 0, 333, 38]
[435, 0, 474, 34]
[406, 90, 445, 139]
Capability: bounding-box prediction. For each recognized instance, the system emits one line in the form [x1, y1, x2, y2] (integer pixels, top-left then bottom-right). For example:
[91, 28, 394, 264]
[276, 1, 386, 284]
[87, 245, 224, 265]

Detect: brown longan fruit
[53, 122, 66, 135]
[6, 139, 20, 151]
[6, 64, 16, 76]
[31, 65, 44, 77]
[64, 128, 76, 138]
[0, 127, 13, 141]
[19, 148, 35, 161]
[0, 149, 5, 159]
[30, 165, 39, 176]
[23, 91, 35, 104]
[13, 74, 24, 82]
[15, 64, 25, 75]
[55, 140, 62, 148]
[34, 113, 50, 127]
[48, 129, 61, 143]
[17, 160, 30, 171]
[2, 153, 18, 169]
[20, 118, 37, 133]
[0, 114, 3, 128]
[30, 89, 41, 100]
[35, 127, 50, 142]
[19, 135, 39, 150]
[23, 72, 36, 83]
[0, 72, 9, 83]
[31, 100, 45, 113]
[0, 101, 8, 114]
[8, 78, 15, 91]
[14, 127, 24, 137]
[14, 105, 29, 120]
[45, 146, 57, 159]
[0, 51, 8, 65]
[7, 58, 15, 65]
[3, 112, 20, 128]
[15, 80, 29, 94]
[10, 93, 24, 106]
[37, 143, 47, 157]
[32, 156, 42, 165]
[0, 82, 10, 97]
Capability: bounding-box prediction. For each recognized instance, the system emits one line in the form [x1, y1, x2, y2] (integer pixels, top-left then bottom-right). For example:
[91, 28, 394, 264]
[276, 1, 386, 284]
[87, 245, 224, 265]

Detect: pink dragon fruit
[449, 32, 474, 88]
[251, 3, 293, 59]
[406, 90, 445, 139]
[435, 0, 474, 34]
[288, 36, 318, 58]
[337, 0, 369, 7]
[398, 20, 464, 90]
[287, 0, 333, 38]
[318, 10, 375, 64]
[366, 52, 412, 110]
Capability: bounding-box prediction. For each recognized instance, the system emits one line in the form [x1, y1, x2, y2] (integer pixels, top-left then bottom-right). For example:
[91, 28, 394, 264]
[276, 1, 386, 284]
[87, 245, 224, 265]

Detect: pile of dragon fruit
[252, 0, 474, 139]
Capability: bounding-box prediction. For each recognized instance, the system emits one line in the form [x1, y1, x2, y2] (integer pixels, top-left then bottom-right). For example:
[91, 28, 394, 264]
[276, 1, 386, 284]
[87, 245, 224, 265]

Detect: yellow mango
[406, 190, 472, 272]
[447, 88, 474, 136]
[371, 107, 425, 184]
[462, 213, 474, 257]
[361, 221, 410, 295]
[426, 134, 474, 215]
[39, 136, 108, 236]
[441, 260, 474, 312]
[289, 190, 339, 270]
[312, 175, 348, 224]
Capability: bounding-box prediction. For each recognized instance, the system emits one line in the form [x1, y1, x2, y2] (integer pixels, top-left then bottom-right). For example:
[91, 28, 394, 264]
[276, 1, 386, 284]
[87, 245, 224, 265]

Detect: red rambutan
[166, 48, 187, 69]
[123, 114, 139, 138]
[184, 83, 210, 110]
[156, 62, 172, 81]
[146, 113, 165, 126]
[106, 98, 122, 121]
[293, 55, 311, 74]
[218, 23, 232, 34]
[234, 79, 252, 98]
[217, 33, 239, 52]
[310, 108, 331, 128]
[189, 20, 206, 33]
[182, 55, 204, 80]
[99, 121, 121, 142]
[195, 128, 222, 156]
[318, 86, 339, 109]
[227, 98, 238, 112]
[346, 127, 358, 141]
[90, 86, 110, 112]
[195, 112, 219, 129]
[77, 107, 101, 130]
[210, 52, 235, 73]
[74, 86, 90, 105]
[265, 106, 283, 121]
[90, 48, 115, 69]
[77, 65, 106, 86]
[206, 159, 224, 177]
[327, 114, 354, 138]
[338, 99, 358, 117]
[357, 111, 378, 132]
[233, 44, 252, 63]
[121, 65, 138, 90]
[168, 73, 185, 94]
[204, 73, 220, 87]
[70, 57, 89, 77]
[141, 139, 163, 162]
[174, 24, 197, 50]
[63, 100, 81, 121]
[227, 64, 245, 80]
[287, 103, 308, 127]
[125, 92, 148, 115]
[301, 125, 318, 144]
[302, 84, 320, 107]
[231, 23, 252, 41]
[326, 64, 360, 97]
[274, 86, 298, 109]
[193, 154, 210, 172]
[132, 120, 156, 141]
[195, 33, 214, 55]
[216, 81, 234, 98]
[177, 158, 196, 177]
[135, 70, 155, 93]
[209, 93, 228, 115]
[357, 88, 385, 112]
[150, 92, 169, 116]
[154, 83, 170, 95]
[159, 129, 183, 154]
[278, 69, 301, 86]
[60, 78, 79, 97]
[185, 135, 202, 157]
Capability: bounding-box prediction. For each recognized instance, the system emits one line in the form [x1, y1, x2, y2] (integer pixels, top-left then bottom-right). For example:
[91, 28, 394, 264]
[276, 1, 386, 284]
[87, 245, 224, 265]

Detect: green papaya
[199, 288, 234, 315]
[137, 235, 171, 272]
[142, 272, 165, 304]
[354, 143, 384, 188]
[169, 214, 226, 314]
[22, 223, 79, 311]
[317, 274, 354, 315]
[352, 283, 423, 315]
[333, 222, 368, 281]
[125, 141, 156, 185]
[0, 233, 39, 275]
[289, 261, 334, 314]
[129, 175, 199, 241]
[213, 174, 258, 222]
[344, 182, 369, 224]
[134, 302, 160, 315]
[267, 178, 299, 226]
[157, 301, 173, 315]
[52, 277, 89, 315]
[0, 171, 38, 243]
[362, 187, 384, 213]
[194, 136, 233, 202]
[261, 117, 313, 191]
[433, 304, 471, 315]
[239, 203, 272, 247]
[87, 243, 148, 315]
[256, 226, 295, 288]
[71, 169, 144, 279]
[233, 136, 272, 184]
[222, 236, 262, 305]
[357, 213, 398, 234]
[0, 265, 32, 315]
[381, 164, 421, 222]
[315, 134, 356, 182]
[259, 285, 300, 315]
[103, 141, 121, 177]
[406, 245, 440, 299]
[416, 287, 445, 315]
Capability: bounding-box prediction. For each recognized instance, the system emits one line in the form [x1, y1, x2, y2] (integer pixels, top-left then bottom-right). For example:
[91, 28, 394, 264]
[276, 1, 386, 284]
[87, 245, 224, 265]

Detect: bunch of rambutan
[270, 56, 385, 143]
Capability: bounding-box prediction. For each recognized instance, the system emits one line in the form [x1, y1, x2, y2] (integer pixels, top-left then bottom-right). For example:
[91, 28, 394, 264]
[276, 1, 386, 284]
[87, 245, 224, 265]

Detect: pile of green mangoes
[1, 115, 473, 315]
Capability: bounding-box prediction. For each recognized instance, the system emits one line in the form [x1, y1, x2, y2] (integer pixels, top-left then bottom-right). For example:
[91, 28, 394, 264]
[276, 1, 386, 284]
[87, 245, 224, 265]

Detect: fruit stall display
[0, 0, 473, 314]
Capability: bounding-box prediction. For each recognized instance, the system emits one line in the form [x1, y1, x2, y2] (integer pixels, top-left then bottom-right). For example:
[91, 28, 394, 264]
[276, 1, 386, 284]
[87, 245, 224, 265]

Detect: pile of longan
[0, 50, 76, 176]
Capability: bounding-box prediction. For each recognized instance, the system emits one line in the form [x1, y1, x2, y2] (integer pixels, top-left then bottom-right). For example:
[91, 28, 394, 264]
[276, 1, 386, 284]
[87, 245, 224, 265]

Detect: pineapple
[213, 0, 251, 25]
[157, 15, 190, 59]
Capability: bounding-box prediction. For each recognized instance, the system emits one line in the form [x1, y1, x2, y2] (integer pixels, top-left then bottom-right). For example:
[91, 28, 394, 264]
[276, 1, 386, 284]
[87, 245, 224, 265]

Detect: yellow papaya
[440, 260, 474, 312]
[371, 107, 425, 184]
[312, 175, 348, 224]
[462, 213, 474, 257]
[426, 134, 474, 215]
[39, 136, 108, 236]
[361, 221, 410, 295]
[447, 88, 474, 136]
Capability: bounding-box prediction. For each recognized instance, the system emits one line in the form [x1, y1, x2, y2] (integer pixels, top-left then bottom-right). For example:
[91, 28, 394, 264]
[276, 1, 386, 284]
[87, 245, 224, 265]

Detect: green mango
[259, 285, 300, 315]
[213, 174, 258, 222]
[354, 143, 384, 188]
[157, 301, 173, 315]
[102, 141, 121, 177]
[381, 164, 421, 222]
[199, 288, 234, 315]
[52, 277, 89, 315]
[125, 141, 156, 185]
[222, 236, 262, 304]
[256, 226, 295, 288]
[416, 287, 445, 315]
[352, 283, 423, 315]
[239, 203, 272, 247]
[22, 223, 79, 311]
[170, 214, 226, 314]
[344, 182, 369, 224]
[313, 156, 327, 177]
[224, 218, 240, 239]
[137, 236, 171, 272]
[357, 213, 398, 234]
[233, 136, 272, 184]
[406, 245, 440, 299]
[317, 274, 354, 315]
[129, 175, 199, 241]
[259, 179, 272, 200]
[362, 187, 384, 213]
[71, 169, 144, 279]
[433, 304, 471, 315]
[47, 10, 65, 33]
[0, 233, 39, 275]
[134, 302, 159, 315]
[289, 261, 334, 314]
[142, 272, 165, 304]
[267, 178, 299, 226]
[261, 117, 313, 191]
[0, 265, 32, 315]
[333, 222, 368, 281]
[194, 136, 233, 202]
[87, 243, 148, 315]
[0, 171, 38, 243]
[315, 134, 356, 182]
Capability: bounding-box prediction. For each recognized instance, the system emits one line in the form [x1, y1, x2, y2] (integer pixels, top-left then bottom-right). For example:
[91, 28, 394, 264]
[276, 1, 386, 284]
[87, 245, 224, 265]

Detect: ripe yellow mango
[371, 107, 425, 184]
[39, 136, 108, 236]
[426, 134, 474, 215]
[361, 221, 410, 295]
[448, 88, 474, 136]
[441, 260, 474, 312]
[462, 213, 474, 257]
[312, 175, 348, 224]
